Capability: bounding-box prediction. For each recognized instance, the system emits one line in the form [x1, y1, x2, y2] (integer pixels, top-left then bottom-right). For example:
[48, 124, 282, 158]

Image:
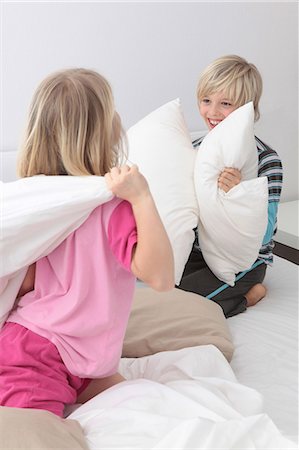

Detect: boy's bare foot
[245, 283, 267, 307]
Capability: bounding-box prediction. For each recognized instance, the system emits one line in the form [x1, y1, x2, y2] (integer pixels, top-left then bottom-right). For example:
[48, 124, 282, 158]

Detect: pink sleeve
[107, 201, 137, 272]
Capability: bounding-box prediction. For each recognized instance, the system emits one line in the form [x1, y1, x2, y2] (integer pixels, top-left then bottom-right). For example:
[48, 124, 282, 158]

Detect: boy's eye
[201, 98, 210, 104]
[222, 101, 232, 107]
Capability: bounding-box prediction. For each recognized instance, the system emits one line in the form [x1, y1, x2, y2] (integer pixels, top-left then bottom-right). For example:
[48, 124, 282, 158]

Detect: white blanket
[69, 345, 296, 449]
[0, 175, 113, 326]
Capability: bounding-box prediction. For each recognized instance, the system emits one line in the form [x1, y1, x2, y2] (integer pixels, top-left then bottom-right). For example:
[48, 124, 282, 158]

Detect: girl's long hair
[18, 68, 125, 177]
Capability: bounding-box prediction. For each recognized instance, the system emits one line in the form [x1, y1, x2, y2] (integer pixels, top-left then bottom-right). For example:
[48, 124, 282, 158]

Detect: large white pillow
[194, 102, 268, 286]
[127, 99, 199, 284]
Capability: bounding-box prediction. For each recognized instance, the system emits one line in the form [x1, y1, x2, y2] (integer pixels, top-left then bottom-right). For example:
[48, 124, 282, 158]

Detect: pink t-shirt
[8, 198, 137, 378]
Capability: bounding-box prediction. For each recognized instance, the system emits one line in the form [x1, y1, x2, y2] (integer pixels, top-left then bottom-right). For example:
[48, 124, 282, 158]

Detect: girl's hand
[105, 165, 150, 205]
[106, 164, 174, 291]
[218, 167, 241, 193]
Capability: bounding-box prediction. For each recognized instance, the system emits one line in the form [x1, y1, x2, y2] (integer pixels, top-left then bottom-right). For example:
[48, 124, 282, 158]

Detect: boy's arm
[105, 165, 174, 291]
[257, 144, 283, 244]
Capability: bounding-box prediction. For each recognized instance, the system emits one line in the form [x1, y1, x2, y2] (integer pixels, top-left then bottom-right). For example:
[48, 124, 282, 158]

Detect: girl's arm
[105, 165, 175, 291]
[17, 263, 36, 298]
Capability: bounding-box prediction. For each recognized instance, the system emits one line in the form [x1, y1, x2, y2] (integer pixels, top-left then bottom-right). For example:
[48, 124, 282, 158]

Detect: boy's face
[199, 91, 238, 130]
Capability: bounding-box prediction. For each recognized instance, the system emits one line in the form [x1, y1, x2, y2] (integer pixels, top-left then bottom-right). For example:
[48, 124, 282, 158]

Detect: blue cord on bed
[206, 259, 265, 299]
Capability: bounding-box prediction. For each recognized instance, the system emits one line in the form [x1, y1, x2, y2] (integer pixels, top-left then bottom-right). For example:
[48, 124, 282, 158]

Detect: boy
[178, 55, 283, 318]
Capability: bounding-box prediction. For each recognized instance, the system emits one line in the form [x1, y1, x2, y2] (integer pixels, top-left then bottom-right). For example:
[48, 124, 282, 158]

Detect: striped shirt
[192, 135, 283, 265]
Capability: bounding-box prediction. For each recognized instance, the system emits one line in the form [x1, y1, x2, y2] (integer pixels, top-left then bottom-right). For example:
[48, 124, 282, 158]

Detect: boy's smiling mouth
[208, 118, 222, 128]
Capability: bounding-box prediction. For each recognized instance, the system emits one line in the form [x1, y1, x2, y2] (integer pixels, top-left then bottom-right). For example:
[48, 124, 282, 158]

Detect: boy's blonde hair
[196, 55, 263, 121]
[18, 68, 125, 177]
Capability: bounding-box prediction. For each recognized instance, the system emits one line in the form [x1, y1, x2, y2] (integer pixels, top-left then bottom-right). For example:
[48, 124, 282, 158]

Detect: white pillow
[127, 99, 199, 284]
[194, 102, 268, 286]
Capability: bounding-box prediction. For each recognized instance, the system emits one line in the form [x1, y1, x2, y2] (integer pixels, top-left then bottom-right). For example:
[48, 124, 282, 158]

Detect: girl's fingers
[104, 172, 113, 188]
[109, 167, 120, 179]
[120, 165, 130, 173]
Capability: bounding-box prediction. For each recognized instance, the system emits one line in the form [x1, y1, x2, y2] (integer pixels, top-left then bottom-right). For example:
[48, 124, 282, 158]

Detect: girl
[0, 68, 174, 416]
[178, 55, 283, 318]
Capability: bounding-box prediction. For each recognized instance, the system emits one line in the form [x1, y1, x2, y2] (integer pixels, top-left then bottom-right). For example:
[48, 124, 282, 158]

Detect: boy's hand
[218, 167, 241, 193]
[105, 165, 150, 205]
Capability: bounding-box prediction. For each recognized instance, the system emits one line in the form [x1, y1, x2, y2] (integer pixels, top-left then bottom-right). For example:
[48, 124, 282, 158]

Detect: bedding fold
[69, 345, 297, 449]
[0, 175, 113, 327]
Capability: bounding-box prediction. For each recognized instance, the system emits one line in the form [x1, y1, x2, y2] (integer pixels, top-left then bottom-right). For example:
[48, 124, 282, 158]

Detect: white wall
[1, 1, 298, 201]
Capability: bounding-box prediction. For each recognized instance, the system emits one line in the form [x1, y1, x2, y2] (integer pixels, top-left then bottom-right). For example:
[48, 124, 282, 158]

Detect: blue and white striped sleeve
[256, 136, 283, 245]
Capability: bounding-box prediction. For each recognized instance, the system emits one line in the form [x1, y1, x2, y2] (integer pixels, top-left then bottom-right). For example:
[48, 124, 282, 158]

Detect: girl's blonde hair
[18, 68, 125, 177]
[196, 55, 263, 121]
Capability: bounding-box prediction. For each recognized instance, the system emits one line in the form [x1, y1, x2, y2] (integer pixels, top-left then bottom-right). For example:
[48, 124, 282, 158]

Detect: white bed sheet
[228, 255, 298, 442]
[69, 345, 296, 449]
[69, 256, 298, 449]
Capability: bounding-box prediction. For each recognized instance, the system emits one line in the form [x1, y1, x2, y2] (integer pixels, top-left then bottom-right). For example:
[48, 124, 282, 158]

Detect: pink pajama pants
[0, 322, 89, 417]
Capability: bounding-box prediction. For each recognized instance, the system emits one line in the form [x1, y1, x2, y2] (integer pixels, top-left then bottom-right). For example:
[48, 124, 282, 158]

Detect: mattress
[228, 255, 298, 442]
[69, 256, 298, 449]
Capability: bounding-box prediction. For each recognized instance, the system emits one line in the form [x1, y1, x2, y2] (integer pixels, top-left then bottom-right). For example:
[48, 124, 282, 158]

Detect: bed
[63, 255, 298, 450]
[0, 100, 298, 449]
[1, 253, 298, 449]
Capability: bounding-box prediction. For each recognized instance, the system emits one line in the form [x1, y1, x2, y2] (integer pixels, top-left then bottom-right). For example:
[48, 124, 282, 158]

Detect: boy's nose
[209, 104, 219, 116]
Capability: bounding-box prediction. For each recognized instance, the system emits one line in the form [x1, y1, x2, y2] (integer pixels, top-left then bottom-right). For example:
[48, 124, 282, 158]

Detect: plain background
[1, 1, 298, 202]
